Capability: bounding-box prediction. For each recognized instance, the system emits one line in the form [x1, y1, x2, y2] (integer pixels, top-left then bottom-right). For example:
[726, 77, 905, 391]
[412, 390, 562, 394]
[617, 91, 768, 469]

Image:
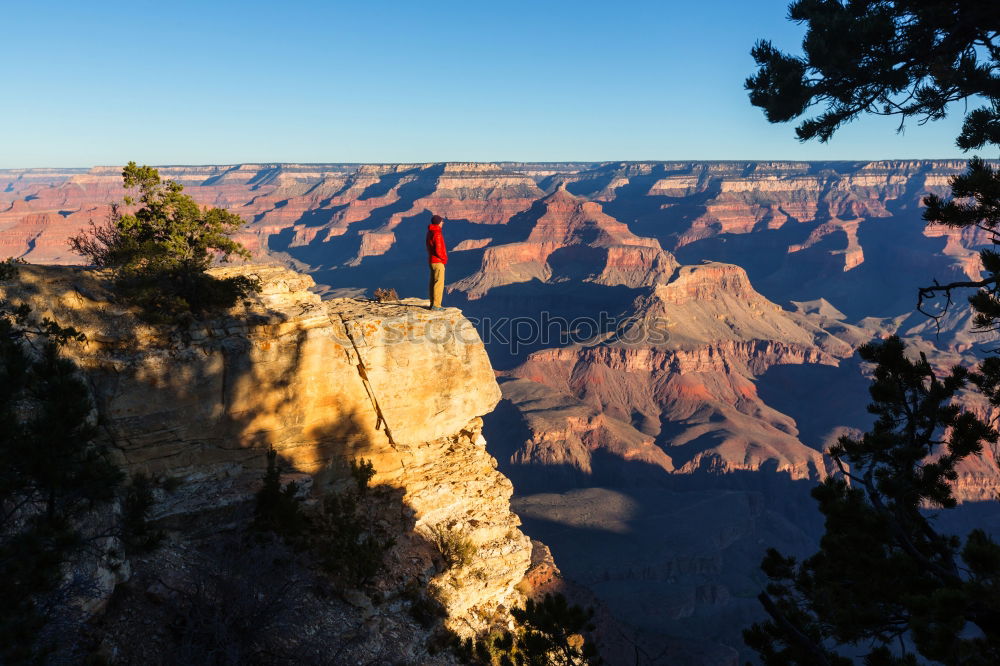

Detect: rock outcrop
[0, 263, 532, 635]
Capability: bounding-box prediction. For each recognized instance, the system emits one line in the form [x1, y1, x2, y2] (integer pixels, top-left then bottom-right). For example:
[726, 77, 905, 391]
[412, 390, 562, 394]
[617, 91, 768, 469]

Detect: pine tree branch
[917, 276, 1000, 322]
[860, 467, 963, 584]
[757, 591, 832, 666]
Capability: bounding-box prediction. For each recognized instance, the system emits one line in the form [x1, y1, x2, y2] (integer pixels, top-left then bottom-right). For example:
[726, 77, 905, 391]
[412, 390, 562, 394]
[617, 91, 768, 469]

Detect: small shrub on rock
[121, 473, 164, 554]
[403, 579, 447, 629]
[350, 457, 375, 494]
[430, 524, 477, 571]
[253, 448, 306, 538]
[311, 486, 394, 587]
[373, 287, 399, 303]
[253, 451, 392, 588]
[456, 594, 600, 666]
[0, 256, 25, 281]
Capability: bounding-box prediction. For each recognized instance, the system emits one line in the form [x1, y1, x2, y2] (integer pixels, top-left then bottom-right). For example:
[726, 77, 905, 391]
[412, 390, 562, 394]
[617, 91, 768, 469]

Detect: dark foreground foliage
[121, 473, 164, 555]
[744, 337, 1000, 664]
[254, 451, 393, 588]
[160, 538, 309, 666]
[746, 4, 1000, 663]
[746, 0, 997, 146]
[457, 593, 600, 666]
[0, 261, 124, 663]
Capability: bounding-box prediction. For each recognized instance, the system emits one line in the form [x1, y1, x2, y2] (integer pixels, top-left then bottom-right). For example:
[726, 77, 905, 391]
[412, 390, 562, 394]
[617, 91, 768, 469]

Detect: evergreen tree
[121, 473, 164, 554]
[253, 450, 392, 587]
[69, 161, 260, 321]
[744, 2, 1000, 663]
[253, 448, 305, 538]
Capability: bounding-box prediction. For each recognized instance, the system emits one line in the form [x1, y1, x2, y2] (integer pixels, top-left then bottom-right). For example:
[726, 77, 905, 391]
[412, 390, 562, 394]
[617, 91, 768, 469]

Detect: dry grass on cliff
[430, 525, 477, 571]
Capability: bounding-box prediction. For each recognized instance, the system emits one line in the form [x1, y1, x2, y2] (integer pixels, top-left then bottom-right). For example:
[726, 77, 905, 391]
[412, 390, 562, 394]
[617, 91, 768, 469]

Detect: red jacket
[426, 223, 447, 265]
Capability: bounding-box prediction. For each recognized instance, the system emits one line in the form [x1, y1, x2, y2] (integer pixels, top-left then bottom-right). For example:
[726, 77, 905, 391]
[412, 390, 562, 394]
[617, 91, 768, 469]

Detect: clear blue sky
[1, 0, 977, 168]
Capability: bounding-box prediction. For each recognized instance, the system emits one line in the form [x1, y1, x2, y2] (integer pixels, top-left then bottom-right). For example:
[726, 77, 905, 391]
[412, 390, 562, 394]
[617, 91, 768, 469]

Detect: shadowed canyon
[4, 160, 1000, 662]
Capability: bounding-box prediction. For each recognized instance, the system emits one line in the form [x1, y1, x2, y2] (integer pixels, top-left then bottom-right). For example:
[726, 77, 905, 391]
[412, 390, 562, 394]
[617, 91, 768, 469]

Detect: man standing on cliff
[426, 213, 447, 310]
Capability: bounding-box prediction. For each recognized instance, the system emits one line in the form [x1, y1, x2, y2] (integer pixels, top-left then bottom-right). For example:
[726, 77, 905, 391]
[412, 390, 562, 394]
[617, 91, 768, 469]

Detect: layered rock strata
[501, 262, 853, 483]
[0, 264, 532, 634]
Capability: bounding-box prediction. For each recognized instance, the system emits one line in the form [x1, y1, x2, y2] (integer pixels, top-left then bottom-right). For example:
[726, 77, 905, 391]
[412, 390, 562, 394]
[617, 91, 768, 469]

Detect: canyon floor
[3, 160, 999, 662]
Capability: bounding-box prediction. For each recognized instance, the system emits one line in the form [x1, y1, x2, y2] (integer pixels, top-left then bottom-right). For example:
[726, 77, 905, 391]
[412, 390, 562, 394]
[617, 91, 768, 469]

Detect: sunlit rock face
[452, 186, 679, 299]
[502, 261, 846, 486]
[0, 264, 531, 635]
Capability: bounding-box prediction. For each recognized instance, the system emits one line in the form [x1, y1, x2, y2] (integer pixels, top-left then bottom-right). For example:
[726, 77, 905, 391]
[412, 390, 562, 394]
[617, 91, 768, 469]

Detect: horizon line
[0, 157, 990, 171]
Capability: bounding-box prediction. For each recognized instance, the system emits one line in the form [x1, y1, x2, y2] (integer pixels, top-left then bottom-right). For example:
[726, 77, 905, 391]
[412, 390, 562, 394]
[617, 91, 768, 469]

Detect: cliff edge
[1, 263, 532, 637]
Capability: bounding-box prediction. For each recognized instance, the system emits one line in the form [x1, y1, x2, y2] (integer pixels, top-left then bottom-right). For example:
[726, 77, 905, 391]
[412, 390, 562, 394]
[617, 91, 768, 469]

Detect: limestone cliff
[0, 264, 532, 635]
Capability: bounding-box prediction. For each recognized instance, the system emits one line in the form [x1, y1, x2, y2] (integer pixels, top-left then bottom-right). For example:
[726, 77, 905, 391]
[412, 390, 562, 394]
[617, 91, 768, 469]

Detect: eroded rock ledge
[1, 263, 532, 634]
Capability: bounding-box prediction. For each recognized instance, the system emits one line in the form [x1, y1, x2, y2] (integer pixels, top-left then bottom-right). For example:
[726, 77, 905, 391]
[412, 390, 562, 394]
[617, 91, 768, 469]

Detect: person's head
[431, 214, 443, 227]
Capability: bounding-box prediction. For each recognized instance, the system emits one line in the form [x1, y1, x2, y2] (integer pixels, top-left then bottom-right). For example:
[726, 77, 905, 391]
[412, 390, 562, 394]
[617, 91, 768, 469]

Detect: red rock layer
[502, 262, 851, 482]
[453, 187, 678, 299]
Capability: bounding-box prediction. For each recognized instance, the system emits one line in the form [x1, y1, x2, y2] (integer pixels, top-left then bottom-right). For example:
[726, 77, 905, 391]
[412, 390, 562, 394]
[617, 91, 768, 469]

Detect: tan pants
[429, 262, 445, 308]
